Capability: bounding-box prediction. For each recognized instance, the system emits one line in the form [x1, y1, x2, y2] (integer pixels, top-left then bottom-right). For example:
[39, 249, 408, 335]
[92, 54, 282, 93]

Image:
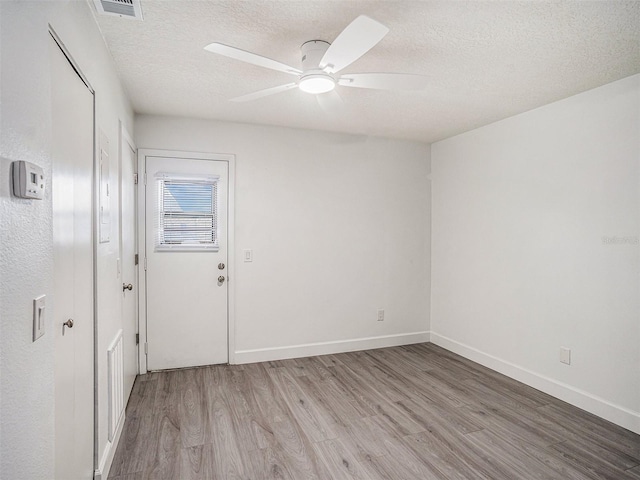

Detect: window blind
[158, 177, 218, 250]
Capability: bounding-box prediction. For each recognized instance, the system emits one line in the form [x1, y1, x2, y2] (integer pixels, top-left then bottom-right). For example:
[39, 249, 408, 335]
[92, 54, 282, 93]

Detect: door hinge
[134, 253, 139, 265]
[144, 257, 147, 271]
[135, 333, 139, 345]
[144, 343, 148, 354]
[133, 173, 138, 185]
[144, 172, 147, 185]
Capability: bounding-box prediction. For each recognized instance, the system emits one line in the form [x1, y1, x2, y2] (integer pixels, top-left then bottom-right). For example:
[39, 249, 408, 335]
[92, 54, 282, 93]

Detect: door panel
[121, 138, 138, 396]
[51, 36, 94, 480]
[145, 156, 228, 370]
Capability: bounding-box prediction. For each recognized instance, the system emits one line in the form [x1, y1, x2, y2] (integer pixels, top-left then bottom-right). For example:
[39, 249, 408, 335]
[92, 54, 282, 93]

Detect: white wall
[135, 116, 431, 362]
[431, 74, 640, 433]
[0, 2, 134, 479]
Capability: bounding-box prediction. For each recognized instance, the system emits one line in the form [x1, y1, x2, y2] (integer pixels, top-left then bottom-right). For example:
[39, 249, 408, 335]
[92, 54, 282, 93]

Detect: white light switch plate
[33, 295, 46, 341]
[243, 249, 253, 262]
[560, 347, 571, 365]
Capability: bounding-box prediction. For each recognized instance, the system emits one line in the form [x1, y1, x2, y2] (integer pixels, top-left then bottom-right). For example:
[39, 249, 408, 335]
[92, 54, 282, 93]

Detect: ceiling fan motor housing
[299, 40, 336, 94]
[301, 40, 330, 71]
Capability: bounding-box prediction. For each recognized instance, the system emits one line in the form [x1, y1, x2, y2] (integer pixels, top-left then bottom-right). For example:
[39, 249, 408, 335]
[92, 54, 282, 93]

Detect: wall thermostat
[12, 160, 44, 200]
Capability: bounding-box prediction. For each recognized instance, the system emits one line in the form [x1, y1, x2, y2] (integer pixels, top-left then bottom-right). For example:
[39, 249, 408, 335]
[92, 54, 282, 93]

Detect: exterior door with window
[144, 155, 229, 370]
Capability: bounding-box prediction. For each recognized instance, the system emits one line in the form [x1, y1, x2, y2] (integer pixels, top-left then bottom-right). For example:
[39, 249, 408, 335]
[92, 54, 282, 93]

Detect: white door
[51, 36, 94, 479]
[120, 132, 138, 396]
[144, 155, 229, 370]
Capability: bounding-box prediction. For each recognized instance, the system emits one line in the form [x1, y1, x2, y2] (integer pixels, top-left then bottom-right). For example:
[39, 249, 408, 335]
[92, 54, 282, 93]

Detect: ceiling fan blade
[229, 83, 298, 102]
[338, 73, 428, 91]
[204, 43, 302, 75]
[319, 15, 389, 74]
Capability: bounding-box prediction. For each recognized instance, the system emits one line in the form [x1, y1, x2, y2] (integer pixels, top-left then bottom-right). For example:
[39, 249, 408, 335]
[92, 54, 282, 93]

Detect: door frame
[137, 149, 236, 373]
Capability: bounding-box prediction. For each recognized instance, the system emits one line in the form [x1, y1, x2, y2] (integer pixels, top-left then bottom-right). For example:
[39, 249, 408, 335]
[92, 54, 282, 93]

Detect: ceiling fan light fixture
[204, 15, 427, 103]
[298, 74, 336, 94]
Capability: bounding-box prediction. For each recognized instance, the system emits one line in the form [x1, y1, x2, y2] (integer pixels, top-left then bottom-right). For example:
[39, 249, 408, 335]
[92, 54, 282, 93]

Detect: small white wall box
[12, 161, 44, 199]
[33, 295, 46, 341]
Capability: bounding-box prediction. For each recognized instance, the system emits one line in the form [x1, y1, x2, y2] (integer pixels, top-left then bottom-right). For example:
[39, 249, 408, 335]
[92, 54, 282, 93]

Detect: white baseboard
[94, 412, 125, 480]
[234, 331, 430, 365]
[430, 332, 640, 435]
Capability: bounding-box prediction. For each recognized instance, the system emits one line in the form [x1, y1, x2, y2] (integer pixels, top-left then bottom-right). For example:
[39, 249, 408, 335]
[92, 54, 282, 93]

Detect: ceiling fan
[204, 15, 428, 102]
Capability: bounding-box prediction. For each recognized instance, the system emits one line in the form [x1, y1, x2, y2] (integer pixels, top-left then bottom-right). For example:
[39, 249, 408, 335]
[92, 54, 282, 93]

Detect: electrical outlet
[560, 347, 571, 365]
[377, 309, 384, 321]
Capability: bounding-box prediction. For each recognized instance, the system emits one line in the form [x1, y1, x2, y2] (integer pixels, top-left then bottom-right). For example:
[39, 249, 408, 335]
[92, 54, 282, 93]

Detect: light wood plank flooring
[108, 343, 640, 479]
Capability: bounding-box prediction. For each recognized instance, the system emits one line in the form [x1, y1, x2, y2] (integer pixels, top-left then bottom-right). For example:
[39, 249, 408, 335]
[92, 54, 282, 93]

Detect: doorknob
[217, 276, 225, 284]
[63, 318, 74, 335]
[123, 283, 133, 291]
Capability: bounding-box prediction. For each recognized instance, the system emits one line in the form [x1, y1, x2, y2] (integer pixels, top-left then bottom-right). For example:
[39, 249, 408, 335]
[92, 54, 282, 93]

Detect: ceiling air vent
[93, 0, 143, 20]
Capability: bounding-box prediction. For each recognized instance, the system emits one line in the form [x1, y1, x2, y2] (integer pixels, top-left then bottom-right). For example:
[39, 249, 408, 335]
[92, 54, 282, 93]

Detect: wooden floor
[108, 343, 640, 479]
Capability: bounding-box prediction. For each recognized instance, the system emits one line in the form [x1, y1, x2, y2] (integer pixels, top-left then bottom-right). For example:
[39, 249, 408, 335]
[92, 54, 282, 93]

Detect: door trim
[137, 149, 236, 373]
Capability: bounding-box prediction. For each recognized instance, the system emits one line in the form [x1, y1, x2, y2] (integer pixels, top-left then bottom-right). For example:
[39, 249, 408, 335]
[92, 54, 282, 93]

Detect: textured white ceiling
[92, 0, 640, 143]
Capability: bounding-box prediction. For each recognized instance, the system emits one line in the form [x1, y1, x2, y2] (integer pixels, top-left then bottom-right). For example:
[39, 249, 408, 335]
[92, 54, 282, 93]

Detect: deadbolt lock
[218, 263, 225, 270]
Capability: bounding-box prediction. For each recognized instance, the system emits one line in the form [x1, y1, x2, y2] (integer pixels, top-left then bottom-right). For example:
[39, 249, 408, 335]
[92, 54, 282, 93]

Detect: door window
[156, 174, 219, 251]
